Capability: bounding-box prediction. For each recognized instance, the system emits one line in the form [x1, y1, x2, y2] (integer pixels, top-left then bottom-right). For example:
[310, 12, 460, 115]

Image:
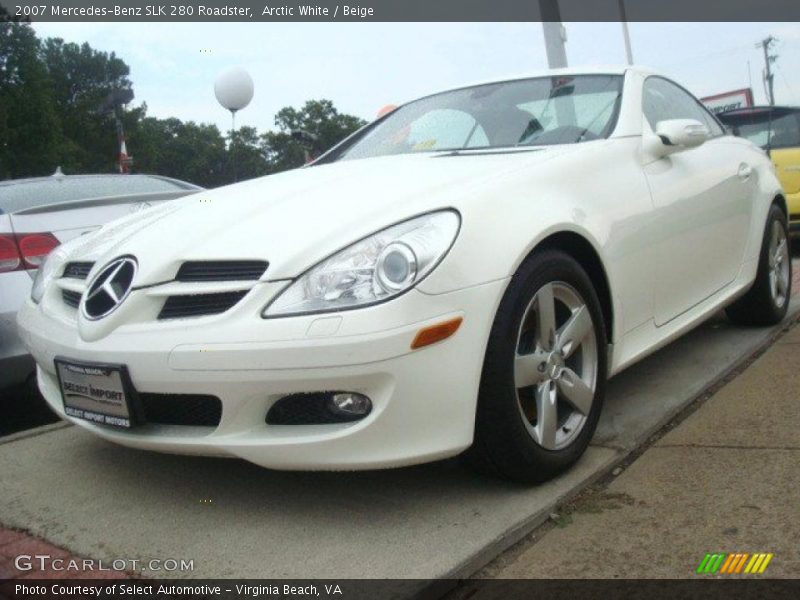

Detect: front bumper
[17, 279, 506, 470]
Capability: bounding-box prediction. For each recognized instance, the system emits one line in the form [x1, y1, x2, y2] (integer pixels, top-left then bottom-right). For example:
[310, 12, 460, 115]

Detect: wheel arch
[530, 231, 615, 344]
[773, 194, 788, 219]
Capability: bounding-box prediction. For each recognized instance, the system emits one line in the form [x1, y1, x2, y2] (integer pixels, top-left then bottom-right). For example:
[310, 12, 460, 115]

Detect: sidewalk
[474, 319, 800, 580]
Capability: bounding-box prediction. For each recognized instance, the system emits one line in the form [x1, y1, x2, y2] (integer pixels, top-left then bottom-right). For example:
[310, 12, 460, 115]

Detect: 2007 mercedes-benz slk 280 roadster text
[17, 66, 791, 482]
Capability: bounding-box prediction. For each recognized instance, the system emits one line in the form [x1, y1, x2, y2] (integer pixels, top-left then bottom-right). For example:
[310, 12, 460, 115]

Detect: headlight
[30, 251, 61, 304]
[263, 210, 460, 317]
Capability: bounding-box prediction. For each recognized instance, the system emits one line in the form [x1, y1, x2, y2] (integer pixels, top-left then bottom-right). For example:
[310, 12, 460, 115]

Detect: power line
[775, 63, 797, 105]
[658, 41, 755, 70]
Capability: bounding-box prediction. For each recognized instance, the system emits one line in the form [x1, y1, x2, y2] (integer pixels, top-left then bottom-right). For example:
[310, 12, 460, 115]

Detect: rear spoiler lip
[8, 190, 200, 216]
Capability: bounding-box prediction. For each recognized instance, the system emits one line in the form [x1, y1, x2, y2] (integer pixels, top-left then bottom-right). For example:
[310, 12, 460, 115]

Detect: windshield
[329, 74, 623, 162]
[726, 112, 800, 150]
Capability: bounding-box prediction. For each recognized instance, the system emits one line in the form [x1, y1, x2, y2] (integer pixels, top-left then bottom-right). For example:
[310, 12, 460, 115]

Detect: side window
[643, 77, 723, 137]
[769, 113, 800, 148]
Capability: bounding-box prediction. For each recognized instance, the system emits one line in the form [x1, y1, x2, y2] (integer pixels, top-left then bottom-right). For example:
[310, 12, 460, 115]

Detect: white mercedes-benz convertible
[17, 66, 790, 482]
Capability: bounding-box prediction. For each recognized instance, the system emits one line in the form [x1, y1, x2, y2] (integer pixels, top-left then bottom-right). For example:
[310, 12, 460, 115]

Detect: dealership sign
[701, 88, 754, 114]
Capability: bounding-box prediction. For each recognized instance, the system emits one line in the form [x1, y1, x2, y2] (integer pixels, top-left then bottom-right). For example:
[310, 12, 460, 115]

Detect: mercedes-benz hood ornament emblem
[81, 257, 137, 320]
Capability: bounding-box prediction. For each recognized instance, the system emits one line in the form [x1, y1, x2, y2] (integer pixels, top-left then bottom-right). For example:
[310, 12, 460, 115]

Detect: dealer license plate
[55, 359, 136, 428]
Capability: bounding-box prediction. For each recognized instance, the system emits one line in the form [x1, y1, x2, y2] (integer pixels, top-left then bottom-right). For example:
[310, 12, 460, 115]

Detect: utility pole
[539, 0, 567, 68]
[759, 36, 778, 106]
[538, 0, 575, 127]
[618, 0, 634, 65]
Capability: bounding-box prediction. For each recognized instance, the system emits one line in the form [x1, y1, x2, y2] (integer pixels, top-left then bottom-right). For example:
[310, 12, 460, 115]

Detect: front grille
[62, 290, 82, 308]
[266, 393, 368, 425]
[139, 393, 222, 427]
[62, 262, 94, 280]
[158, 291, 247, 319]
[175, 260, 267, 282]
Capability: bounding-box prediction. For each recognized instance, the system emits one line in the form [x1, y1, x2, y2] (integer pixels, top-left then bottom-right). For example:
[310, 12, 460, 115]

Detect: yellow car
[719, 106, 800, 234]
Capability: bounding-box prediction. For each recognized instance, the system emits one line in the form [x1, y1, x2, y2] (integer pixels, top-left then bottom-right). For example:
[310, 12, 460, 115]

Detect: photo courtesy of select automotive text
[1, 0, 799, 598]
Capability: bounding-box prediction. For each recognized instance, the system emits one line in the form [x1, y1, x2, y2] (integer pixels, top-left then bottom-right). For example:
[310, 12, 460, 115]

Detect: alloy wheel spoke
[535, 380, 558, 449]
[557, 306, 592, 358]
[514, 350, 549, 388]
[777, 270, 788, 297]
[777, 237, 787, 254]
[775, 239, 787, 264]
[557, 368, 594, 416]
[536, 283, 557, 351]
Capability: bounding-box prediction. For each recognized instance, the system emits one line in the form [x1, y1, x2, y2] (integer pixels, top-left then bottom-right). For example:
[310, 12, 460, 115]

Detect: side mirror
[649, 119, 710, 157]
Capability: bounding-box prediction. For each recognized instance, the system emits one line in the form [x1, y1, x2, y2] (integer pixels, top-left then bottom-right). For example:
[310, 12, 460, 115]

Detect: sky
[31, 21, 800, 135]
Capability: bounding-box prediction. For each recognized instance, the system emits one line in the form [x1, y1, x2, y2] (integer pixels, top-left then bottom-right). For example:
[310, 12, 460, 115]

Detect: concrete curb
[0, 421, 71, 447]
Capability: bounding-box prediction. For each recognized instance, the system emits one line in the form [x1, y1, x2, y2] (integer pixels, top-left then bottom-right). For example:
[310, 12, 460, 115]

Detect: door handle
[737, 163, 753, 180]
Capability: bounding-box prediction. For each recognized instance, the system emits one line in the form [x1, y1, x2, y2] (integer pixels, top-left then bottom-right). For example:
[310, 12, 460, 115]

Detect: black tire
[726, 204, 791, 326]
[464, 249, 607, 483]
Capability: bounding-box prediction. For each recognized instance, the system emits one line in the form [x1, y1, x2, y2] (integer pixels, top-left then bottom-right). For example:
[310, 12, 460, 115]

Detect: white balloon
[214, 67, 254, 112]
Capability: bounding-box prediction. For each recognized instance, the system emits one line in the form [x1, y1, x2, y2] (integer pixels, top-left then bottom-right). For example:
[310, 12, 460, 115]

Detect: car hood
[65, 148, 576, 284]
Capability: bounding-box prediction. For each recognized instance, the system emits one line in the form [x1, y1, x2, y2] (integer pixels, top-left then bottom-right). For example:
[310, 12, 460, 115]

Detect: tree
[129, 116, 227, 188]
[0, 18, 367, 185]
[227, 125, 270, 183]
[0, 21, 61, 179]
[41, 38, 133, 173]
[262, 99, 366, 173]
[0, 22, 137, 178]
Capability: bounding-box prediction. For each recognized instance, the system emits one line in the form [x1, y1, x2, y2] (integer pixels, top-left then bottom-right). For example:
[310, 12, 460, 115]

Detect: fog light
[329, 392, 372, 417]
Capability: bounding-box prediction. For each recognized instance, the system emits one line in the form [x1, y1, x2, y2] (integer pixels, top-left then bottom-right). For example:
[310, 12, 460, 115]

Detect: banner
[3, 0, 800, 23]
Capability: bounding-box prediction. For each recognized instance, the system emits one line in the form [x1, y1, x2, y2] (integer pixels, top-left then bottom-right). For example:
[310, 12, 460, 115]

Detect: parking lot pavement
[0, 527, 129, 580]
[469, 320, 800, 583]
[0, 291, 798, 584]
[0, 381, 58, 438]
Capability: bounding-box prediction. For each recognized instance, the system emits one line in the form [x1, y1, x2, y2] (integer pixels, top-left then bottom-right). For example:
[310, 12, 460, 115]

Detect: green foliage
[262, 99, 366, 173]
[41, 37, 133, 172]
[130, 116, 227, 188]
[0, 22, 366, 186]
[0, 21, 61, 178]
[228, 125, 270, 182]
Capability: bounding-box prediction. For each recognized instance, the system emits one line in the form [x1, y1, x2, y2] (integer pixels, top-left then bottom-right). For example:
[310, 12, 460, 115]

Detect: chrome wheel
[514, 281, 598, 450]
[768, 220, 790, 308]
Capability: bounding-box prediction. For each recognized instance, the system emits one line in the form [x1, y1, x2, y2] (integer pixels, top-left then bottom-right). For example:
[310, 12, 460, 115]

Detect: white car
[0, 172, 201, 391]
[17, 67, 790, 482]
